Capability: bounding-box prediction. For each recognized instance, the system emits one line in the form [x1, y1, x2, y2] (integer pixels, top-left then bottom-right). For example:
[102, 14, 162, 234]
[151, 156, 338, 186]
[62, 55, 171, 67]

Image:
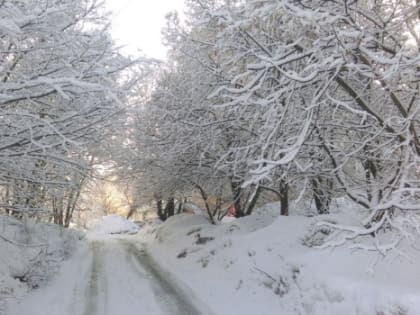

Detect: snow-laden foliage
[0, 214, 82, 313]
[130, 0, 420, 247]
[0, 0, 146, 224]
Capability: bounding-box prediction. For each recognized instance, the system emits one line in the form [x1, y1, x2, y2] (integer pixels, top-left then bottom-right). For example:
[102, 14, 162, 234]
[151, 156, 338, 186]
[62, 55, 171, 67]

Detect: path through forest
[10, 237, 213, 315]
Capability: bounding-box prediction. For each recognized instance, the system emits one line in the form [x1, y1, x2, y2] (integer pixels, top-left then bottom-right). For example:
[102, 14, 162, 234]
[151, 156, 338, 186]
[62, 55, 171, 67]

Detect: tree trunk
[64, 191, 75, 228]
[165, 198, 175, 218]
[195, 184, 215, 224]
[64, 186, 82, 228]
[280, 180, 289, 216]
[176, 199, 183, 214]
[4, 185, 10, 215]
[231, 180, 244, 218]
[156, 199, 166, 221]
[53, 194, 64, 226]
[312, 177, 332, 214]
[126, 205, 137, 219]
[245, 185, 261, 216]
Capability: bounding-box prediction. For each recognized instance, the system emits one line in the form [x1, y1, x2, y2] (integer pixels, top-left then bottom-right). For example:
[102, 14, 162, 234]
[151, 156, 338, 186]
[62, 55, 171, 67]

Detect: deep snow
[9, 237, 215, 315]
[0, 215, 82, 315]
[2, 204, 420, 315]
[7, 216, 213, 315]
[139, 202, 420, 315]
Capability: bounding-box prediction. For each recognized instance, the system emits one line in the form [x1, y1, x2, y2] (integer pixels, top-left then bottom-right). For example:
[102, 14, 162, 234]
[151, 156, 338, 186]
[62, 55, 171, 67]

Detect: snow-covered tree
[0, 0, 145, 224]
[129, 0, 420, 246]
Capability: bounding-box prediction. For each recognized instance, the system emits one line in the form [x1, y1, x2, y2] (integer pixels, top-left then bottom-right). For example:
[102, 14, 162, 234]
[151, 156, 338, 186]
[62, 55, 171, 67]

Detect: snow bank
[139, 201, 420, 315]
[87, 215, 139, 236]
[0, 215, 83, 315]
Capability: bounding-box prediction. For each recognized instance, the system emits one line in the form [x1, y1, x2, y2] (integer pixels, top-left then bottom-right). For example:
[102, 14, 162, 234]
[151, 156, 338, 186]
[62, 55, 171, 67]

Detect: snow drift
[0, 215, 82, 314]
[140, 202, 420, 315]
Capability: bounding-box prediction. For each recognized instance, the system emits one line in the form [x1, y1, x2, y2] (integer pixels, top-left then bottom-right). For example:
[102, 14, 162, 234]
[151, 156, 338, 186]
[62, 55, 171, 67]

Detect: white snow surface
[87, 215, 139, 236]
[8, 233, 214, 315]
[0, 215, 82, 315]
[139, 202, 420, 315]
[3, 201, 420, 315]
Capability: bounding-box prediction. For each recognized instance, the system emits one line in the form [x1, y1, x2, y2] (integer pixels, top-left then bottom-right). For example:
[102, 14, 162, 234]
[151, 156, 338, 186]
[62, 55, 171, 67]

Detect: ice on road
[10, 238, 212, 315]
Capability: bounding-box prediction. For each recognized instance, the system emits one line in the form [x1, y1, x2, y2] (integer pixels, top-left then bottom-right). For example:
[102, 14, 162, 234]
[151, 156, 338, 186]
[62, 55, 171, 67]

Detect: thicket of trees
[1, 0, 419, 248]
[127, 0, 420, 242]
[0, 0, 145, 226]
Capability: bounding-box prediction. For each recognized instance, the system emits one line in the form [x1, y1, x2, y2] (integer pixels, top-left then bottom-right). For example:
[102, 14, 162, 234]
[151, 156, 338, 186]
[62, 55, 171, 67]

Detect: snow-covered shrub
[0, 215, 82, 308]
[263, 275, 289, 297]
[376, 306, 407, 315]
[302, 221, 336, 247]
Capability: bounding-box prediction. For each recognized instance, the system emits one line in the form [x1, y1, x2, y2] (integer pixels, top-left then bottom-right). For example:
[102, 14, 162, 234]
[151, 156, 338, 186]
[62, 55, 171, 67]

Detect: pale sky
[105, 0, 186, 60]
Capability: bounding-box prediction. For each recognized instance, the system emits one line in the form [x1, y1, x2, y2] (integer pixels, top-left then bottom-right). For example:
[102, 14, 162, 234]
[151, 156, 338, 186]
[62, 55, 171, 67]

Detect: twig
[0, 234, 46, 248]
[253, 266, 276, 282]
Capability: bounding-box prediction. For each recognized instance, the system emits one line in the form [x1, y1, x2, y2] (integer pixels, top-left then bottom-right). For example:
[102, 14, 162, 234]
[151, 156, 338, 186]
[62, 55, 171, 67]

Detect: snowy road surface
[10, 238, 213, 315]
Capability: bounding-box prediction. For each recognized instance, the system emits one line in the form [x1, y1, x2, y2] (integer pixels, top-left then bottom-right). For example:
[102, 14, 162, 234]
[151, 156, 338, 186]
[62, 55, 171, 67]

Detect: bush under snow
[0, 215, 82, 314]
[140, 202, 420, 315]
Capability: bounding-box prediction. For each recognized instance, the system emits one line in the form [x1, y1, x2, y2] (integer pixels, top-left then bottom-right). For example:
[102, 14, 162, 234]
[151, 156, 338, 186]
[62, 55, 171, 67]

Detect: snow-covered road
[10, 238, 213, 315]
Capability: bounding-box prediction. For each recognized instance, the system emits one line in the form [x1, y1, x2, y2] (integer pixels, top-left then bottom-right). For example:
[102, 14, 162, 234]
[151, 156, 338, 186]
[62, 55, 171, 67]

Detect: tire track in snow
[11, 238, 213, 315]
[83, 241, 107, 315]
[124, 240, 214, 315]
[82, 239, 163, 315]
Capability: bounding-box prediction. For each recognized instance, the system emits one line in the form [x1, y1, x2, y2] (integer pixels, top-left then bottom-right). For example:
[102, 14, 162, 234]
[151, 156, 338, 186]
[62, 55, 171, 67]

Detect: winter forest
[1, 0, 420, 315]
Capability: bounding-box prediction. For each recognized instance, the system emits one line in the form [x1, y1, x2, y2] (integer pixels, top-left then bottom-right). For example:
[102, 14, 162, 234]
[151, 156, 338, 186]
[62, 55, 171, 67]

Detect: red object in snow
[227, 205, 235, 217]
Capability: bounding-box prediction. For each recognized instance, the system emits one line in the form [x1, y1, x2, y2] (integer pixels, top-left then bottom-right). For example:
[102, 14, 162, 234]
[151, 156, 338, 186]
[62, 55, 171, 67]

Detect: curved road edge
[122, 239, 216, 315]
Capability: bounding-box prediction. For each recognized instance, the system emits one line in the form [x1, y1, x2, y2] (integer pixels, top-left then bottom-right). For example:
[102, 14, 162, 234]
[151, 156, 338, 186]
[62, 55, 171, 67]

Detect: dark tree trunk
[245, 185, 261, 216]
[64, 175, 87, 227]
[52, 196, 64, 225]
[126, 205, 136, 219]
[280, 180, 289, 216]
[231, 180, 244, 218]
[362, 157, 383, 204]
[165, 198, 175, 218]
[417, 0, 420, 20]
[177, 198, 187, 214]
[156, 199, 166, 221]
[177, 200, 183, 214]
[195, 184, 215, 224]
[64, 192, 75, 228]
[312, 177, 332, 214]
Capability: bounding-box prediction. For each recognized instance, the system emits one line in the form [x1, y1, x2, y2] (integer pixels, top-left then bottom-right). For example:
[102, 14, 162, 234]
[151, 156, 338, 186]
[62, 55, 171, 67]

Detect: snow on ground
[0, 215, 82, 315]
[139, 201, 420, 315]
[3, 204, 419, 315]
[8, 241, 91, 315]
[86, 214, 139, 237]
[6, 213, 214, 315]
[8, 238, 161, 315]
[9, 233, 215, 315]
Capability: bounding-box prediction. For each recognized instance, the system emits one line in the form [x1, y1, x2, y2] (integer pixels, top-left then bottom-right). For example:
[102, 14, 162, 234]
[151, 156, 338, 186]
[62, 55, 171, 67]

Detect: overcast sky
[105, 0, 186, 60]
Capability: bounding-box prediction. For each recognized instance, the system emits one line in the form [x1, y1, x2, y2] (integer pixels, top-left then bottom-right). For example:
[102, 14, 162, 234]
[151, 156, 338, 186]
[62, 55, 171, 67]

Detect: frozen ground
[140, 201, 420, 315]
[9, 237, 214, 315]
[0, 215, 82, 315]
[7, 215, 214, 315]
[3, 204, 420, 315]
